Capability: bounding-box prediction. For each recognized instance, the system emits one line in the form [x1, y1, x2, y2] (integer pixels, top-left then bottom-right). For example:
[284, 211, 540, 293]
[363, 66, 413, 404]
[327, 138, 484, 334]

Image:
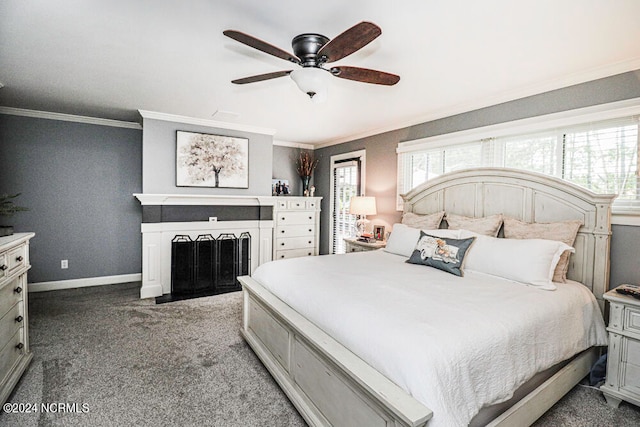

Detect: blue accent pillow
[406, 232, 476, 276]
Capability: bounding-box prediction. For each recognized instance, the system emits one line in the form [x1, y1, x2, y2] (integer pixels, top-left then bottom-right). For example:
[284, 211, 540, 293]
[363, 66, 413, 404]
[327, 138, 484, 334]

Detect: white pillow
[384, 224, 460, 257]
[460, 231, 574, 290]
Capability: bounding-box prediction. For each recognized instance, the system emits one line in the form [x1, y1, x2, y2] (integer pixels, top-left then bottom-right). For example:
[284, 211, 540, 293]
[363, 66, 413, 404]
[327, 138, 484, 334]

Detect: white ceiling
[1, 0, 640, 145]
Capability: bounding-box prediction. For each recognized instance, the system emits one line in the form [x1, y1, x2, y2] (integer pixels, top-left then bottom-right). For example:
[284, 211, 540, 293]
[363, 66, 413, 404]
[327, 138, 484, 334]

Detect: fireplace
[134, 194, 275, 299]
[168, 233, 250, 298]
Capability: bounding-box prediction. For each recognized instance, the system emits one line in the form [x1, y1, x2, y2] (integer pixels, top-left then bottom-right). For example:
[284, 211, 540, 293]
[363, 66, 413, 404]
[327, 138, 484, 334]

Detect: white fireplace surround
[134, 194, 276, 299]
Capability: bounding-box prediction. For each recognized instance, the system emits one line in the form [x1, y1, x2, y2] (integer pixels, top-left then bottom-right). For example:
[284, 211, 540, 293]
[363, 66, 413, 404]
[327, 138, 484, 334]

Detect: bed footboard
[239, 275, 597, 426]
[239, 275, 433, 427]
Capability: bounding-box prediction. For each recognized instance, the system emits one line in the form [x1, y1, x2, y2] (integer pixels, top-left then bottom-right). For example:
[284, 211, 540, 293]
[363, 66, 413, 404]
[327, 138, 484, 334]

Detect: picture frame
[176, 131, 249, 188]
[272, 179, 290, 196]
[373, 225, 385, 241]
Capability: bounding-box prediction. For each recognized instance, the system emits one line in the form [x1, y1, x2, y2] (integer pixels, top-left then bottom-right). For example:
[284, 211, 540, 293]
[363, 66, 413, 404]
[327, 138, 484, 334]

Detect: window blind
[397, 113, 640, 211]
[332, 160, 360, 254]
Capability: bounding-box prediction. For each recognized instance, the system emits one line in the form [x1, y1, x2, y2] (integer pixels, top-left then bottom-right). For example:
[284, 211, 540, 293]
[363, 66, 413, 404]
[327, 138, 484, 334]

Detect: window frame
[329, 149, 366, 254]
[396, 98, 640, 225]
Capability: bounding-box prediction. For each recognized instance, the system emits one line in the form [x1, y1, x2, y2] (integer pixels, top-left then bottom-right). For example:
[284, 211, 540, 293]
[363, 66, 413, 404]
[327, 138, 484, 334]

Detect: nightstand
[601, 286, 640, 408]
[343, 237, 386, 253]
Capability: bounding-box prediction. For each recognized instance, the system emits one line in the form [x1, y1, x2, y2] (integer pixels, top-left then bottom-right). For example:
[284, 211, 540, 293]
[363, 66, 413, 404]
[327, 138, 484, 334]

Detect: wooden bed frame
[238, 168, 616, 427]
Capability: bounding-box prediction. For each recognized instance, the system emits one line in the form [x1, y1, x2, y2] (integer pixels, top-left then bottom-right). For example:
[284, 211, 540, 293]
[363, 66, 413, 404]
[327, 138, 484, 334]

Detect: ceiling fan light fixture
[290, 67, 329, 103]
[224, 22, 398, 99]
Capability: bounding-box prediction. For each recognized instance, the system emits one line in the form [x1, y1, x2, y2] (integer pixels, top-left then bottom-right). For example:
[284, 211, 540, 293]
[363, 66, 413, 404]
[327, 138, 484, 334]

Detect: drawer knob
[308, 252, 312, 256]
[16, 256, 24, 262]
[308, 216, 312, 220]
[16, 343, 24, 350]
[309, 229, 312, 232]
[0, 265, 7, 271]
[281, 255, 285, 259]
[281, 230, 285, 233]
[14, 286, 23, 294]
[15, 315, 23, 323]
[308, 241, 311, 244]
[281, 243, 285, 246]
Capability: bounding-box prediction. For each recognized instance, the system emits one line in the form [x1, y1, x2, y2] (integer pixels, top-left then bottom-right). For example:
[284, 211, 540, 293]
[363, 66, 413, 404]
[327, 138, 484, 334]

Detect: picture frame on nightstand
[373, 225, 385, 241]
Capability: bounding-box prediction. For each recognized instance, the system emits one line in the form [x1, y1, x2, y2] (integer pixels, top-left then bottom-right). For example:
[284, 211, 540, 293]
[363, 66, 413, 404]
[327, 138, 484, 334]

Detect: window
[563, 121, 638, 202]
[502, 131, 560, 175]
[397, 101, 640, 212]
[330, 150, 366, 254]
[500, 118, 639, 204]
[397, 142, 482, 209]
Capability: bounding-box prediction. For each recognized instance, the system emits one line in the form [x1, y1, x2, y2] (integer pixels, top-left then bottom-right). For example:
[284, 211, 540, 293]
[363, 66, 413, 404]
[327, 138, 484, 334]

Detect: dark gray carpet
[1, 282, 639, 426]
[1, 283, 304, 427]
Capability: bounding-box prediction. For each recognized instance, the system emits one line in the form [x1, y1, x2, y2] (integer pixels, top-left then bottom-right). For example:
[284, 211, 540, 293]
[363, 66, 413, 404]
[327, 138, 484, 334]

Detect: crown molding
[139, 110, 276, 136]
[314, 56, 640, 149]
[273, 139, 315, 150]
[0, 106, 142, 129]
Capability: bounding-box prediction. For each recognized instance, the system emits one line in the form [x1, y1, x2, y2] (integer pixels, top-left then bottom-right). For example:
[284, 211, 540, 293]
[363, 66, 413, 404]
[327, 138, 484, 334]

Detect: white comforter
[252, 250, 608, 427]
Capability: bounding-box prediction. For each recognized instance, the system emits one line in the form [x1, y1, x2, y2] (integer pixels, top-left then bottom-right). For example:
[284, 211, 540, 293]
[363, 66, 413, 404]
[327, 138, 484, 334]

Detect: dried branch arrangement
[295, 150, 320, 177]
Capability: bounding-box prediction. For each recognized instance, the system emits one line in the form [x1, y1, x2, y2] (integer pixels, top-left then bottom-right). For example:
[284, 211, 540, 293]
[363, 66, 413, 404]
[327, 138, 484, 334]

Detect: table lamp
[349, 196, 377, 237]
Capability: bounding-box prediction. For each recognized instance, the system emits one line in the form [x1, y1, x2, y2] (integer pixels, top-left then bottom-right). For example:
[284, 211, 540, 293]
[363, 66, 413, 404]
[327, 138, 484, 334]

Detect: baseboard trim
[29, 273, 141, 293]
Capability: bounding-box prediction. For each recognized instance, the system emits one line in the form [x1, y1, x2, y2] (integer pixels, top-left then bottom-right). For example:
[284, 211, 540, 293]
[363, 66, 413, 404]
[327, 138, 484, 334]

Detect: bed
[238, 168, 616, 426]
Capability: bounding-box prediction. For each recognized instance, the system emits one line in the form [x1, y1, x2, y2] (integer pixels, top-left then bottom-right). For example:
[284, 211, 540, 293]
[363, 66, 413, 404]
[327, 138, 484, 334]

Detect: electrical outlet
[61, 259, 68, 269]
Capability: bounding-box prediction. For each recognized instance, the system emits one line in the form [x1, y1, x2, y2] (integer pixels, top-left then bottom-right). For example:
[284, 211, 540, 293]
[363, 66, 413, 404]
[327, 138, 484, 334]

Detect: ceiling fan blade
[231, 70, 293, 85]
[331, 66, 400, 86]
[317, 22, 382, 63]
[224, 30, 300, 64]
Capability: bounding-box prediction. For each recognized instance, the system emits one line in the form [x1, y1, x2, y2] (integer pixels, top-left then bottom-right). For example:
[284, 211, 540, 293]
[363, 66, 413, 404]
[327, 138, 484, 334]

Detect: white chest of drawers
[0, 232, 34, 405]
[602, 287, 640, 408]
[273, 197, 321, 260]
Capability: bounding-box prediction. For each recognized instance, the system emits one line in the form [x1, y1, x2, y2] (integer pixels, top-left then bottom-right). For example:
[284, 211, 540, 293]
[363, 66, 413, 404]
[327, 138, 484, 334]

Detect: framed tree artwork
[176, 131, 249, 188]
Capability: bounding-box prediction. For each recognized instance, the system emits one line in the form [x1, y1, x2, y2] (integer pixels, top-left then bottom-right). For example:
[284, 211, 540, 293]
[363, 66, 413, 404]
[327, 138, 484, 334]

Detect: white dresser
[602, 286, 640, 408]
[0, 232, 34, 405]
[273, 197, 321, 260]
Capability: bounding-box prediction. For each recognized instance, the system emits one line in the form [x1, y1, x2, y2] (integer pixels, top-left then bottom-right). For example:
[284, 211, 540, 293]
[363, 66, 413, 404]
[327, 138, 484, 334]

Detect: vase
[301, 175, 311, 196]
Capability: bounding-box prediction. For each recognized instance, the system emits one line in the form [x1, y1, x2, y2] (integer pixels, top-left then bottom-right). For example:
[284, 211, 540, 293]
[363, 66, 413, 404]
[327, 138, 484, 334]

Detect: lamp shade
[349, 196, 377, 216]
[290, 67, 329, 103]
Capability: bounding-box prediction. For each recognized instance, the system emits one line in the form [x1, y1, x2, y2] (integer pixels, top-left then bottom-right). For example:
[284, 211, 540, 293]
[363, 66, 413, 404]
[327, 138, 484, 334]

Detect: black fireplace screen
[171, 233, 250, 295]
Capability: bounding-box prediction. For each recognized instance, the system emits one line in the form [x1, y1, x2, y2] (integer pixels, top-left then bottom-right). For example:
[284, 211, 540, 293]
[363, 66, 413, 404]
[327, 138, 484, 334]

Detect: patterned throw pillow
[406, 231, 476, 276]
[444, 213, 503, 237]
[503, 218, 583, 283]
[401, 211, 445, 229]
[384, 224, 461, 258]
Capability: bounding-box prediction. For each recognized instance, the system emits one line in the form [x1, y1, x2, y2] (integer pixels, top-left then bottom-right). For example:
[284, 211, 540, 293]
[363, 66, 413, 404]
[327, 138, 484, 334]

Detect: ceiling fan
[223, 21, 400, 102]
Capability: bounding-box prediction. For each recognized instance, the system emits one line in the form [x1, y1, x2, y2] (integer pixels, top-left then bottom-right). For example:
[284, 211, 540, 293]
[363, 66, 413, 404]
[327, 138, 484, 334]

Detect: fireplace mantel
[134, 193, 276, 206]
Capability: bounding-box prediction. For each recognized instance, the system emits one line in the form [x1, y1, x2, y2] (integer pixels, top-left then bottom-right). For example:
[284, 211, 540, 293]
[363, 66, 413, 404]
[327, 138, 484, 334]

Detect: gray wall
[272, 145, 311, 197]
[611, 225, 640, 288]
[315, 70, 640, 288]
[0, 114, 313, 285]
[142, 118, 273, 195]
[314, 130, 405, 255]
[0, 114, 142, 283]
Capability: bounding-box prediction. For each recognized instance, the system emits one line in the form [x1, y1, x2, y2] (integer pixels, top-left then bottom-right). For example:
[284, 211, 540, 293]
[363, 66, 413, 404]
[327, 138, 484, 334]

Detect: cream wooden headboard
[401, 167, 616, 306]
